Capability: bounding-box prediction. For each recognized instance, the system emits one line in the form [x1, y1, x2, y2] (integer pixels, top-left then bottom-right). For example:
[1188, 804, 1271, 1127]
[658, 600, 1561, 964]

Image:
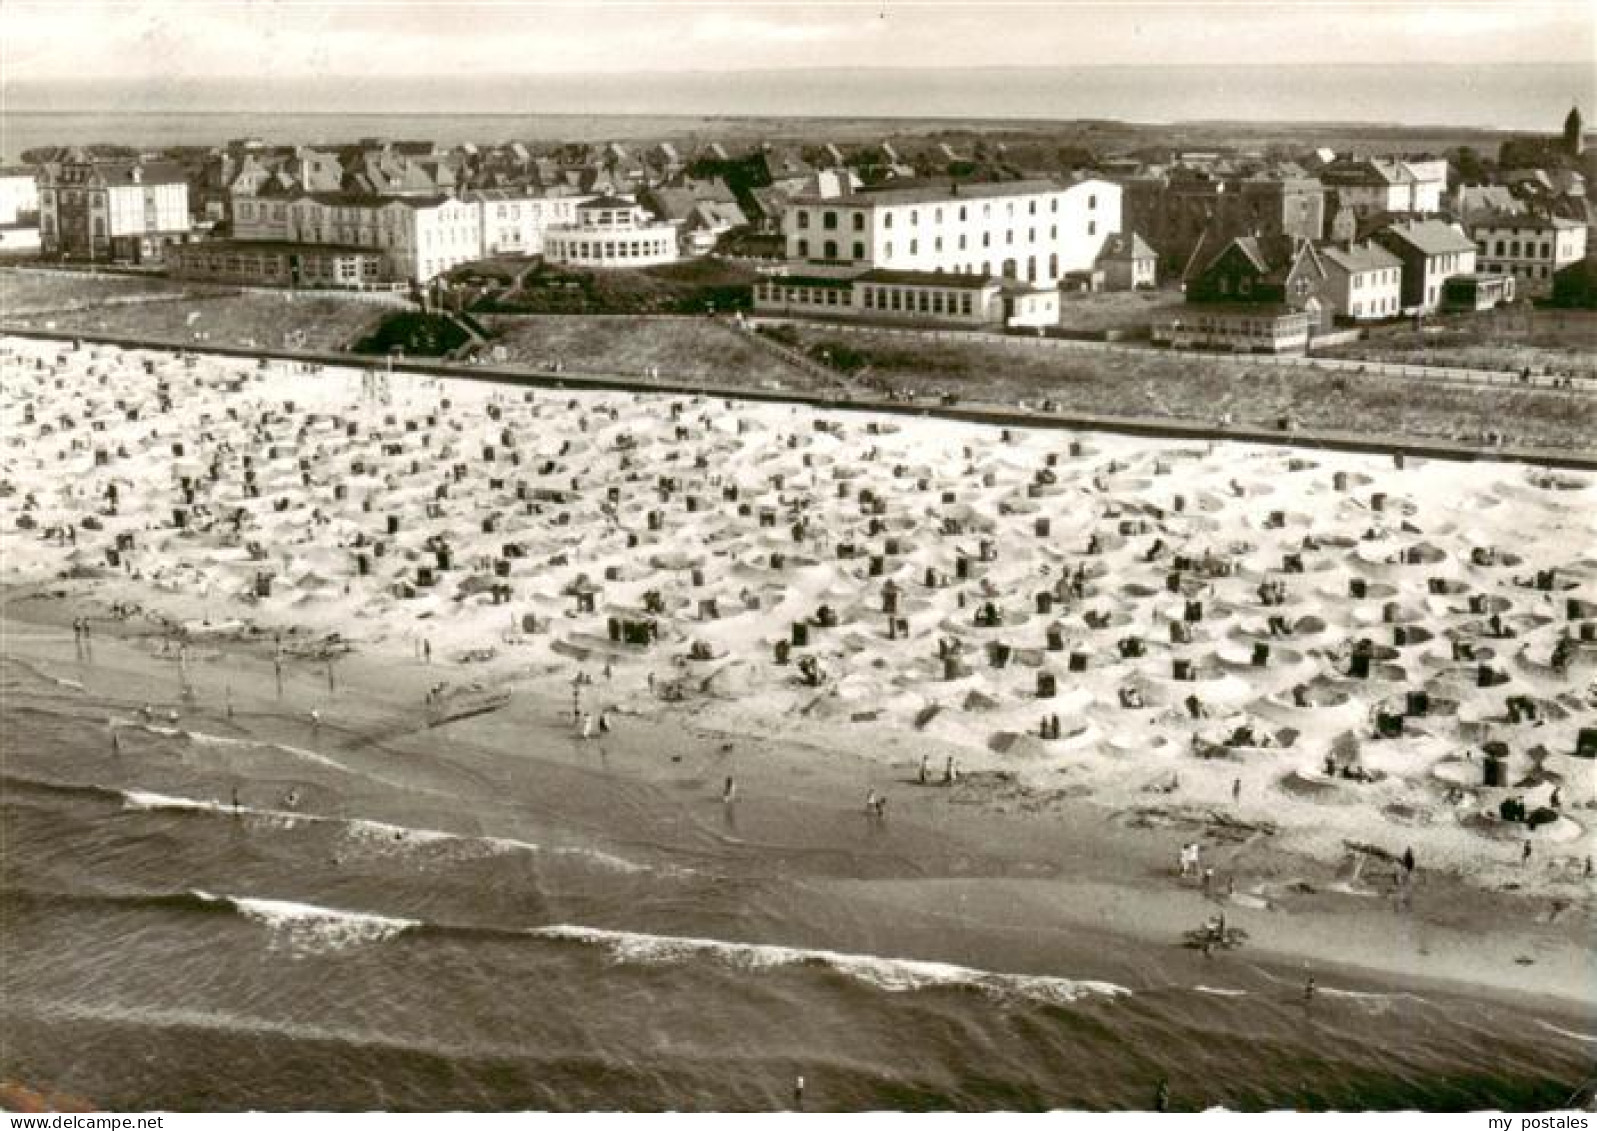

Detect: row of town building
[0, 107, 1588, 324]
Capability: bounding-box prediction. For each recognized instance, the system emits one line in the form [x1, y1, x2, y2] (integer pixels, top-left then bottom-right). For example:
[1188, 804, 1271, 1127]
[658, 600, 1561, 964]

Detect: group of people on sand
[916, 755, 959, 785]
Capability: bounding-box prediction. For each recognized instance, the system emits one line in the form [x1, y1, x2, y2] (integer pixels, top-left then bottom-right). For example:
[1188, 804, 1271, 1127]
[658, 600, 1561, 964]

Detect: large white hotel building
[781, 177, 1122, 287]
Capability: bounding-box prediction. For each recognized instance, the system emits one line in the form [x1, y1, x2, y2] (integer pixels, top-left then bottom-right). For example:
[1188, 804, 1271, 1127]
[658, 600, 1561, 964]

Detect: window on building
[961, 294, 972, 314]
[797, 212, 809, 229]
[823, 211, 838, 230]
[852, 213, 864, 231]
[884, 213, 894, 229]
[1028, 201, 1037, 215]
[824, 240, 837, 259]
[910, 239, 918, 254]
[911, 210, 918, 226]
[885, 241, 893, 259]
[852, 241, 864, 259]
[959, 206, 967, 221]
[1089, 194, 1097, 209]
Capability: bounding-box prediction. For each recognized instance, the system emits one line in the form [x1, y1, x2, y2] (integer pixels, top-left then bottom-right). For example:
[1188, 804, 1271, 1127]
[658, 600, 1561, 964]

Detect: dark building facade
[1120, 169, 1325, 275]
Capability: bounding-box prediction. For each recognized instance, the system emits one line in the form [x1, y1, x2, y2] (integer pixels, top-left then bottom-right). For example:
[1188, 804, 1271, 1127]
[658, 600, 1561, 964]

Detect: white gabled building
[782, 177, 1121, 288]
[1318, 240, 1404, 321]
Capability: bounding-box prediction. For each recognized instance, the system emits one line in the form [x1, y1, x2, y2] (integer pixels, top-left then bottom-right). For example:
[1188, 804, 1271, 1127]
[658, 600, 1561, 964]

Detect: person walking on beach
[1303, 974, 1316, 1004]
[231, 787, 240, 815]
[793, 1075, 805, 1110]
[944, 756, 956, 785]
[423, 638, 432, 664]
[1232, 777, 1241, 804]
[1155, 1079, 1170, 1112]
[723, 776, 736, 805]
[918, 755, 928, 784]
[1522, 840, 1533, 866]
[579, 712, 594, 740]
[1402, 845, 1415, 875]
[598, 710, 611, 735]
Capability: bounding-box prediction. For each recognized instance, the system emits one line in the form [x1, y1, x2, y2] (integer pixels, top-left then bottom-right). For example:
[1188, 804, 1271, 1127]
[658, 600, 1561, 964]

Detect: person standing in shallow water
[1402, 846, 1415, 875]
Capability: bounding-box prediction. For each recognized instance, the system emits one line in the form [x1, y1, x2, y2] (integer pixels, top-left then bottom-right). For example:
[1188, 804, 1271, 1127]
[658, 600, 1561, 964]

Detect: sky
[2, 0, 1593, 84]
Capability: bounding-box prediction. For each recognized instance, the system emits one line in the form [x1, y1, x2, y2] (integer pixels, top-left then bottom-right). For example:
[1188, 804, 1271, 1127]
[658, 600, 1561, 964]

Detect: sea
[0, 64, 1588, 160]
[2, 634, 1594, 1112]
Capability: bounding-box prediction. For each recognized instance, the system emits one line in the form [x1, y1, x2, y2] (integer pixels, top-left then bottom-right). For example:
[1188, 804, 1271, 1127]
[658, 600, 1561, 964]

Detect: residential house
[1094, 231, 1158, 290]
[1152, 234, 1328, 353]
[1318, 240, 1404, 321]
[1317, 156, 1447, 219]
[37, 155, 190, 262]
[1468, 210, 1588, 298]
[1371, 218, 1479, 312]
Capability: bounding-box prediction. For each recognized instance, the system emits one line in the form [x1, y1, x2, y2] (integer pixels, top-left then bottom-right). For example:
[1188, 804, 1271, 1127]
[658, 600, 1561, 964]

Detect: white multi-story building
[0, 166, 41, 255]
[468, 188, 593, 257]
[542, 195, 679, 268]
[0, 167, 39, 226]
[1318, 241, 1404, 321]
[231, 189, 481, 284]
[1469, 212, 1588, 299]
[1371, 219, 1478, 314]
[782, 178, 1121, 288]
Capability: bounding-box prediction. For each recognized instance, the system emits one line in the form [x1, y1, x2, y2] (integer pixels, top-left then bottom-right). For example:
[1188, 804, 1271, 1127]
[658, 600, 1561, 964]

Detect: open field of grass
[475, 258, 759, 315]
[481, 314, 798, 386]
[1055, 288, 1184, 334]
[9, 290, 392, 353]
[1320, 308, 1597, 379]
[0, 269, 198, 315]
[771, 323, 1597, 453]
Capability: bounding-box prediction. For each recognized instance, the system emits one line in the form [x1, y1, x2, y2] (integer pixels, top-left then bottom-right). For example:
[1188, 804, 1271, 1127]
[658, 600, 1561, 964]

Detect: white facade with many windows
[782, 178, 1121, 288]
[231, 190, 481, 284]
[470, 189, 593, 257]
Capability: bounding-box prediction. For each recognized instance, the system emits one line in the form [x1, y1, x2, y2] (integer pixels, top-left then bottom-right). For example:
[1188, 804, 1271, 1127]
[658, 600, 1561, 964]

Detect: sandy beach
[2, 334, 1594, 1109]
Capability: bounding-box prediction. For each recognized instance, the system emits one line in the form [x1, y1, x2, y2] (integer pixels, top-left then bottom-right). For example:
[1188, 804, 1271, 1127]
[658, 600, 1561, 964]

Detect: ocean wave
[128, 723, 350, 774]
[528, 925, 1129, 1007]
[1193, 985, 1248, 997]
[116, 785, 662, 875]
[193, 891, 418, 952]
[1535, 1020, 1597, 1045]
